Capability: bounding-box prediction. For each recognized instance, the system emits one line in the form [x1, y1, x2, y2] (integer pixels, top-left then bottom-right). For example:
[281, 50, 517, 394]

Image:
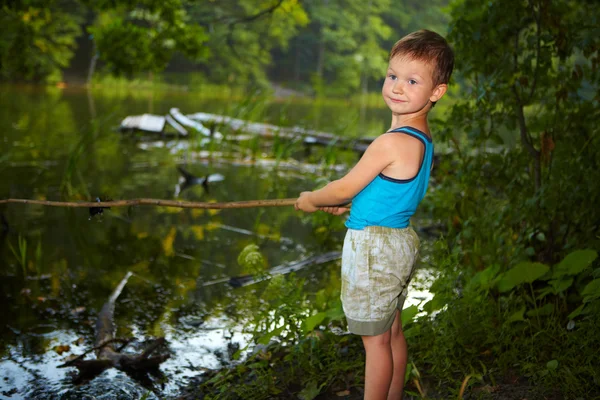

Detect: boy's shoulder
[363, 131, 426, 167]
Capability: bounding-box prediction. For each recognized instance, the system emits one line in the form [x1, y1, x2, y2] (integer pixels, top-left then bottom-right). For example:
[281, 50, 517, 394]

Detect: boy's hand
[318, 206, 349, 215]
[295, 191, 318, 213]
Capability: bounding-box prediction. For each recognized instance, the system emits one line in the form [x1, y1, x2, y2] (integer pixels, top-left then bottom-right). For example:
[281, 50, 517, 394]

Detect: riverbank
[174, 140, 600, 399]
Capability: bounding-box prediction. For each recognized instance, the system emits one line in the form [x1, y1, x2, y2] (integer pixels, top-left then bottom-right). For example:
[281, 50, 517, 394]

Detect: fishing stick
[0, 198, 299, 209]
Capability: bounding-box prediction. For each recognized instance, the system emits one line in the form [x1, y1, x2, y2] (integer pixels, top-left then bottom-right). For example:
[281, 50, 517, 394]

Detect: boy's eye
[388, 74, 397, 80]
[408, 79, 417, 85]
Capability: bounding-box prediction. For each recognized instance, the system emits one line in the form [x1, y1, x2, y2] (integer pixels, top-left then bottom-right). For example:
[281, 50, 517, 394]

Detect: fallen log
[58, 271, 170, 384]
[170, 108, 220, 138]
[187, 112, 371, 152]
[202, 251, 342, 288]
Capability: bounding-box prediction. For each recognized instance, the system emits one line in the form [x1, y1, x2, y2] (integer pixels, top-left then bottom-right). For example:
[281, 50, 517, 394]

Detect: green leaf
[526, 303, 554, 317]
[401, 305, 419, 326]
[536, 286, 555, 300]
[581, 279, 600, 303]
[554, 250, 597, 278]
[404, 362, 413, 384]
[298, 380, 321, 400]
[546, 360, 559, 371]
[302, 312, 327, 334]
[237, 244, 266, 274]
[567, 304, 585, 320]
[549, 277, 574, 294]
[497, 262, 550, 292]
[506, 307, 526, 323]
[469, 264, 501, 291]
[325, 304, 345, 322]
[257, 326, 284, 345]
[423, 294, 447, 313]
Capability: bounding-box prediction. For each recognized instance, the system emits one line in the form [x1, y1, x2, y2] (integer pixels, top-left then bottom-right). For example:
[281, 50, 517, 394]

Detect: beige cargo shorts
[341, 225, 420, 336]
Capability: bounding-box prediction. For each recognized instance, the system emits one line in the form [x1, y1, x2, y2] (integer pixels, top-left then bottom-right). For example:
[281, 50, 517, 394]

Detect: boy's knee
[362, 331, 391, 347]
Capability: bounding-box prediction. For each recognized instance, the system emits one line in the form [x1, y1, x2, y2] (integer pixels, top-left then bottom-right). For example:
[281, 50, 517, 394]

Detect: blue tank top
[345, 126, 434, 230]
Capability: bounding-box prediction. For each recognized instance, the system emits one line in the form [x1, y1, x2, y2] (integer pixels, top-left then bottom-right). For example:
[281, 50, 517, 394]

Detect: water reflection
[0, 84, 434, 399]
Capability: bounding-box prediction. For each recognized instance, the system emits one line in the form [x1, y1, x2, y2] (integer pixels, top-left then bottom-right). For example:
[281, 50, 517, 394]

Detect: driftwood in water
[120, 114, 165, 133]
[203, 251, 342, 288]
[170, 108, 217, 138]
[188, 112, 372, 153]
[118, 109, 372, 152]
[58, 272, 169, 384]
[165, 114, 188, 136]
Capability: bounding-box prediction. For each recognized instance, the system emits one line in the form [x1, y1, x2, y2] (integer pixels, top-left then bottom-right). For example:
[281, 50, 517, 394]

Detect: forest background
[1, 0, 600, 399]
[0, 0, 449, 96]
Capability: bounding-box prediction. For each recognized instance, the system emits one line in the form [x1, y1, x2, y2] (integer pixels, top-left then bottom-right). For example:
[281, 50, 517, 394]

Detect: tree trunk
[87, 41, 98, 86]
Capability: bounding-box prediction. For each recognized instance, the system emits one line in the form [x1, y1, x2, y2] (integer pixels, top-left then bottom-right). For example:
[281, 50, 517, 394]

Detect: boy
[295, 30, 454, 399]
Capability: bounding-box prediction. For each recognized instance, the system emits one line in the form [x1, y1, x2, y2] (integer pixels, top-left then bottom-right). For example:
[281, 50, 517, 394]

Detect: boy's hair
[389, 30, 454, 87]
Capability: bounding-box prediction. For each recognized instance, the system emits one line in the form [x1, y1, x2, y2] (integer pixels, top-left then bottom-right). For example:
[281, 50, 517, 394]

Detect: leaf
[554, 250, 597, 278]
[237, 244, 266, 273]
[257, 326, 284, 345]
[536, 286, 555, 301]
[469, 264, 501, 291]
[325, 304, 345, 322]
[190, 226, 204, 240]
[401, 305, 419, 326]
[567, 304, 585, 320]
[526, 303, 554, 317]
[423, 294, 447, 313]
[549, 277, 574, 293]
[506, 307, 526, 323]
[302, 312, 327, 334]
[497, 262, 550, 292]
[53, 345, 70, 355]
[298, 381, 321, 400]
[162, 227, 177, 257]
[546, 360, 559, 371]
[581, 279, 600, 303]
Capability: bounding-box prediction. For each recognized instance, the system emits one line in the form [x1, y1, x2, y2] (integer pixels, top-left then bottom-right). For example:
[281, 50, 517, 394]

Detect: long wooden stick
[0, 198, 298, 209]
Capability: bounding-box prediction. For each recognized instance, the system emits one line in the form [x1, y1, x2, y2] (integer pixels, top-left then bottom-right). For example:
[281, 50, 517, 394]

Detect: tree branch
[0, 198, 298, 209]
[527, 1, 542, 103]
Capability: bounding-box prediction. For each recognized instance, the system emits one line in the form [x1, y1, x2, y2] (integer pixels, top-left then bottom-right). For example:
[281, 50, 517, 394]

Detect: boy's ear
[430, 84, 448, 103]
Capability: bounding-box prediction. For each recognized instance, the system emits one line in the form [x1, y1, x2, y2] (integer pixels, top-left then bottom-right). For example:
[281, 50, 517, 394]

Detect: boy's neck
[389, 113, 429, 134]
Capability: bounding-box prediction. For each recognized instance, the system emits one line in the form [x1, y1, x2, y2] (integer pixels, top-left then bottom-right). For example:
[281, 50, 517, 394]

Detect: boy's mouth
[389, 98, 407, 103]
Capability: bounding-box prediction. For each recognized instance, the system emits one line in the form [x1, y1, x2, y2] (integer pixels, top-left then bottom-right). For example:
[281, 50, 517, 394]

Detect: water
[0, 84, 433, 399]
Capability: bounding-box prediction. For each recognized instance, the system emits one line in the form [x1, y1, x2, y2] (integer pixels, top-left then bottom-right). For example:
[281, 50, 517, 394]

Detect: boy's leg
[361, 329, 393, 400]
[388, 309, 407, 399]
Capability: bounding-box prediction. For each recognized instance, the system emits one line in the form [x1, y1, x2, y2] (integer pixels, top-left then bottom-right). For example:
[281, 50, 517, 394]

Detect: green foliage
[0, 0, 455, 92]
[237, 243, 267, 274]
[88, 1, 209, 76]
[0, 1, 82, 82]
[8, 235, 28, 276]
[294, 0, 392, 95]
[188, 0, 309, 87]
[401, 1, 600, 396]
[496, 262, 549, 292]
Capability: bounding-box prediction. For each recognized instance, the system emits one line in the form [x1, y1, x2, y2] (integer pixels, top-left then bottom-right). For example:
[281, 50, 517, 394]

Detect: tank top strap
[388, 126, 433, 145]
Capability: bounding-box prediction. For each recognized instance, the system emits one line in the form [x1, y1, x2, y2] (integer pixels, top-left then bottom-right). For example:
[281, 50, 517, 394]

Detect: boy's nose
[392, 81, 404, 94]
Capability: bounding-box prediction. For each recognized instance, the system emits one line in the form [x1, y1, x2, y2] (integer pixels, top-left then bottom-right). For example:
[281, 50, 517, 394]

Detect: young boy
[295, 30, 454, 399]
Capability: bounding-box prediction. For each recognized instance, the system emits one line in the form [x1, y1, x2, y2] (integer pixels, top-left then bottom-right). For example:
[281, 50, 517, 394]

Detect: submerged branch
[60, 271, 170, 384]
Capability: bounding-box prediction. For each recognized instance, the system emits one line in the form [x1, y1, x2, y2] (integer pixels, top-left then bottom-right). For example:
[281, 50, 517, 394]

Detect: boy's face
[382, 56, 447, 117]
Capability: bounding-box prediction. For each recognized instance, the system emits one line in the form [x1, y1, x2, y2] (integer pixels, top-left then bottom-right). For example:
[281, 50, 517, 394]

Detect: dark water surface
[1, 84, 407, 399]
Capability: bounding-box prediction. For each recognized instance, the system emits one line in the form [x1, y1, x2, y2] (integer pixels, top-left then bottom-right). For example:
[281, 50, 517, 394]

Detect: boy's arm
[296, 134, 396, 212]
